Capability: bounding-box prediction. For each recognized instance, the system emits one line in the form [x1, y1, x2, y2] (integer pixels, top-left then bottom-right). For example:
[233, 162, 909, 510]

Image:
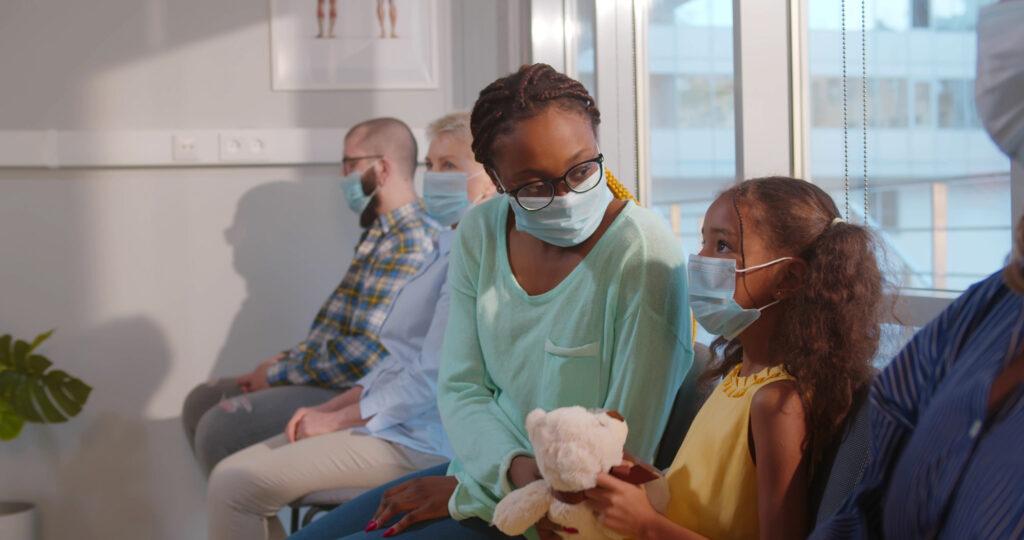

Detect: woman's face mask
[422, 170, 486, 227]
[506, 165, 613, 247]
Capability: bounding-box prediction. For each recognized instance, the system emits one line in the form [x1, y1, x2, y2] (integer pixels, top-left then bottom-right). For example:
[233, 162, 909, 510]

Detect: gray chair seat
[288, 487, 369, 530]
[289, 487, 368, 508]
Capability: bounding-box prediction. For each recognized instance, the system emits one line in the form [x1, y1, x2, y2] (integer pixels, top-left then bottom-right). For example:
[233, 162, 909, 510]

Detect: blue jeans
[287, 463, 523, 540]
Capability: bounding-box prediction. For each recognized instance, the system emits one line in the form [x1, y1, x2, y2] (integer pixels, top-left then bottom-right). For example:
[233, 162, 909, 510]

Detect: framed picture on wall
[269, 0, 438, 90]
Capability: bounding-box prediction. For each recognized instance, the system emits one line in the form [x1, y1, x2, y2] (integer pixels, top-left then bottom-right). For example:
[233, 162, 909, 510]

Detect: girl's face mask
[687, 254, 792, 339]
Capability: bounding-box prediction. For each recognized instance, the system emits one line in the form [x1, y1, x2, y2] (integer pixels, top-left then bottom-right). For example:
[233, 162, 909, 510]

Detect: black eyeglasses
[499, 154, 604, 211]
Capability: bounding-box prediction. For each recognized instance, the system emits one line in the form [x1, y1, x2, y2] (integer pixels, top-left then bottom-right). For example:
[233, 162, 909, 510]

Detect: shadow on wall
[29, 315, 206, 539]
[210, 177, 355, 379]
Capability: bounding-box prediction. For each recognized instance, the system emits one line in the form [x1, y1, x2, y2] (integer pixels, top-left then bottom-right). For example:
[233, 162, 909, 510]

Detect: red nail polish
[564, 527, 579, 534]
[382, 527, 396, 538]
[365, 520, 378, 532]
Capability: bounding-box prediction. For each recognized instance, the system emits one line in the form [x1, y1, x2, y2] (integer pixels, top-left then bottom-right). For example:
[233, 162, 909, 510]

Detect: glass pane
[808, 0, 1011, 292]
[574, 0, 597, 97]
[647, 0, 736, 261]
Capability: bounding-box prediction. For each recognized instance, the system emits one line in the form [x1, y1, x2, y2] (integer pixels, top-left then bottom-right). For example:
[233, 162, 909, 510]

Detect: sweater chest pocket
[541, 339, 602, 409]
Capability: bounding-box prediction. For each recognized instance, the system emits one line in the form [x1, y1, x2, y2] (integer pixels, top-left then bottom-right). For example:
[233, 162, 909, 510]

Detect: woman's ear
[775, 258, 807, 300]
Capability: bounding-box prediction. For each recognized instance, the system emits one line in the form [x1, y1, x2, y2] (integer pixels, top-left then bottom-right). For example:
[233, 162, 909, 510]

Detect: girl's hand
[365, 476, 458, 537]
[584, 471, 660, 539]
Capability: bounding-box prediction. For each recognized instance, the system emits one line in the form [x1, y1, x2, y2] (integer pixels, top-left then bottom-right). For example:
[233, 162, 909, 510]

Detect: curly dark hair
[699, 176, 883, 464]
[469, 63, 600, 172]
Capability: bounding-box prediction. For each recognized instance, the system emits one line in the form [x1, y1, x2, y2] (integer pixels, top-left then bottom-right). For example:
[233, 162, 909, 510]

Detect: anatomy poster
[270, 0, 438, 90]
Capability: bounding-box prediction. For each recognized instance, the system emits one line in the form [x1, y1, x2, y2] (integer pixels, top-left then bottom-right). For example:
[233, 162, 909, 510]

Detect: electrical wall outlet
[219, 132, 269, 162]
[172, 134, 199, 162]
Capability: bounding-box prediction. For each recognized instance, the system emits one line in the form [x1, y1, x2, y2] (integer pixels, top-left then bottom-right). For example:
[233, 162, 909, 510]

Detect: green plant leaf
[44, 370, 91, 417]
[29, 329, 55, 354]
[0, 330, 89, 439]
[12, 340, 29, 372]
[0, 400, 25, 441]
[26, 354, 52, 375]
[30, 378, 67, 423]
[10, 375, 42, 423]
[0, 335, 11, 367]
[0, 368, 89, 426]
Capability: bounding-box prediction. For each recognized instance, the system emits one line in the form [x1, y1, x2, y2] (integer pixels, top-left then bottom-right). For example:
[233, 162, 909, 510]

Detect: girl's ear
[774, 258, 807, 300]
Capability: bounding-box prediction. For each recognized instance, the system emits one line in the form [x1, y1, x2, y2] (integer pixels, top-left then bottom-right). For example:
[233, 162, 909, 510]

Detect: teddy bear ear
[525, 408, 547, 433]
[606, 410, 625, 422]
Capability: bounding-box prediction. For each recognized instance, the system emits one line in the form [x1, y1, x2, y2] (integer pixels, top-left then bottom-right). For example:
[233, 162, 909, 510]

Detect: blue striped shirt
[812, 271, 1024, 539]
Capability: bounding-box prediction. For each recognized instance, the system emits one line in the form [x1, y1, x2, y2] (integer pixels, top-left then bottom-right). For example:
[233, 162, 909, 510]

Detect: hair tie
[830, 217, 845, 227]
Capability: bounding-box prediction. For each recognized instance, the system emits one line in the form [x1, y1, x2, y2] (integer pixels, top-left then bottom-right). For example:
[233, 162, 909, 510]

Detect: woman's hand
[365, 476, 458, 537]
[584, 471, 661, 539]
[285, 403, 366, 442]
[508, 455, 542, 489]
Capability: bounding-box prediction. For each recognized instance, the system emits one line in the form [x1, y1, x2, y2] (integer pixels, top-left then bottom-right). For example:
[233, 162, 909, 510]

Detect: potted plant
[0, 330, 91, 540]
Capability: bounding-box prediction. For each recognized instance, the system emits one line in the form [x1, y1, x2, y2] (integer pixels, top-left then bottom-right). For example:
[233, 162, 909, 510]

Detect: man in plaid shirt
[183, 117, 442, 475]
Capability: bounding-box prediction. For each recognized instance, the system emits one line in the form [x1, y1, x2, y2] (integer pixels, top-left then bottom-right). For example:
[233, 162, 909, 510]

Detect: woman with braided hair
[288, 64, 693, 540]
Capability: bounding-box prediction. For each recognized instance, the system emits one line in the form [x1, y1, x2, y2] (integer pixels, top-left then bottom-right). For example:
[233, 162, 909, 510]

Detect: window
[646, 0, 736, 255]
[573, 0, 596, 97]
[807, 0, 1010, 292]
[936, 79, 979, 128]
[914, 81, 931, 126]
[812, 77, 909, 128]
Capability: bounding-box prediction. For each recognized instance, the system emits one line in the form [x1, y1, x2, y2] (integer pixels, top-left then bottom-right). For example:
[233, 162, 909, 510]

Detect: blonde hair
[427, 112, 472, 142]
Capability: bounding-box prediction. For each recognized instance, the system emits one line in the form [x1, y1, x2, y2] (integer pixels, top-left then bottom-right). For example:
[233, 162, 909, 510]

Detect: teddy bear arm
[491, 479, 553, 536]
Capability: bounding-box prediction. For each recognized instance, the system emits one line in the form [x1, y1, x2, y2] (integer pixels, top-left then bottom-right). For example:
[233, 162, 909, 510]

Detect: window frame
[535, 0, 1022, 329]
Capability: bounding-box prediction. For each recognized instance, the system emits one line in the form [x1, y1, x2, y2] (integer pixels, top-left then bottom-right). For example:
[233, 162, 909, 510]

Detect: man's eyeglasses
[499, 154, 604, 211]
[341, 155, 383, 174]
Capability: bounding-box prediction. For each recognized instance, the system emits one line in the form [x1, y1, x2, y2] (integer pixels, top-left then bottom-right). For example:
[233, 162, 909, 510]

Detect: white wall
[0, 1, 525, 538]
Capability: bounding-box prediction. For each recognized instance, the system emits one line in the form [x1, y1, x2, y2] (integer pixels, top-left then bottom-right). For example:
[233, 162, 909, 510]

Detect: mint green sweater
[438, 197, 693, 528]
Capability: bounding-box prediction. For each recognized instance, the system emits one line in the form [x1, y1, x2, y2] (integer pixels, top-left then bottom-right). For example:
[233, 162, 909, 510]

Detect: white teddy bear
[492, 406, 669, 540]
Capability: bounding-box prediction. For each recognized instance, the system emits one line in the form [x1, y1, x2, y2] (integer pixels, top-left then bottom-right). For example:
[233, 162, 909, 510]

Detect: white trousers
[207, 430, 448, 540]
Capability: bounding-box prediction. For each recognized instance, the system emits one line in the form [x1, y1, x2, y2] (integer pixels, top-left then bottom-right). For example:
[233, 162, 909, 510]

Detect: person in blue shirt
[204, 112, 495, 540]
[811, 2, 1024, 536]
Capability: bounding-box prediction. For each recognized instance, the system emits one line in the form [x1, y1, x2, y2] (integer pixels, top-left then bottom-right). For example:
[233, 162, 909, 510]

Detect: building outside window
[808, 0, 1010, 291]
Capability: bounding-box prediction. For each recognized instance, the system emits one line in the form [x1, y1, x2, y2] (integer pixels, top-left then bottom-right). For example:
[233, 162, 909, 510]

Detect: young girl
[584, 177, 883, 540]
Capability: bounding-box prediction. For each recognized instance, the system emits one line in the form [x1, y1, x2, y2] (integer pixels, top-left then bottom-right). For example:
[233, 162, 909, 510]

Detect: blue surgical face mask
[423, 170, 486, 227]
[976, 2, 1024, 166]
[507, 167, 613, 247]
[687, 253, 793, 340]
[340, 162, 378, 214]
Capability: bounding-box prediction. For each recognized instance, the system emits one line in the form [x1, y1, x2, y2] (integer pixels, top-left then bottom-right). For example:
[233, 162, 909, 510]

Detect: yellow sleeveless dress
[663, 364, 795, 540]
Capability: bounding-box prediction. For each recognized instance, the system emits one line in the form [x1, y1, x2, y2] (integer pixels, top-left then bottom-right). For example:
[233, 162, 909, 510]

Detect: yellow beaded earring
[604, 169, 637, 203]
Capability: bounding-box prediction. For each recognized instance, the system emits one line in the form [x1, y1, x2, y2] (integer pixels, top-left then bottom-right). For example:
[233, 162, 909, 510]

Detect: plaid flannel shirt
[266, 200, 442, 387]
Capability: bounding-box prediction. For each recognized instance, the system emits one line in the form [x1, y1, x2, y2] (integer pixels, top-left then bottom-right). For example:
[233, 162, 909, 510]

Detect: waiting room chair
[807, 381, 873, 526]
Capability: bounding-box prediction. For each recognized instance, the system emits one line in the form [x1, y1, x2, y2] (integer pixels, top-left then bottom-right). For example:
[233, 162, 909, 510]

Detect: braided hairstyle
[470, 63, 600, 172]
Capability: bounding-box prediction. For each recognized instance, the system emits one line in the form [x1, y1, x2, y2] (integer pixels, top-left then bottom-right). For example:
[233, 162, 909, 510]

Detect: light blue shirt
[353, 229, 454, 459]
